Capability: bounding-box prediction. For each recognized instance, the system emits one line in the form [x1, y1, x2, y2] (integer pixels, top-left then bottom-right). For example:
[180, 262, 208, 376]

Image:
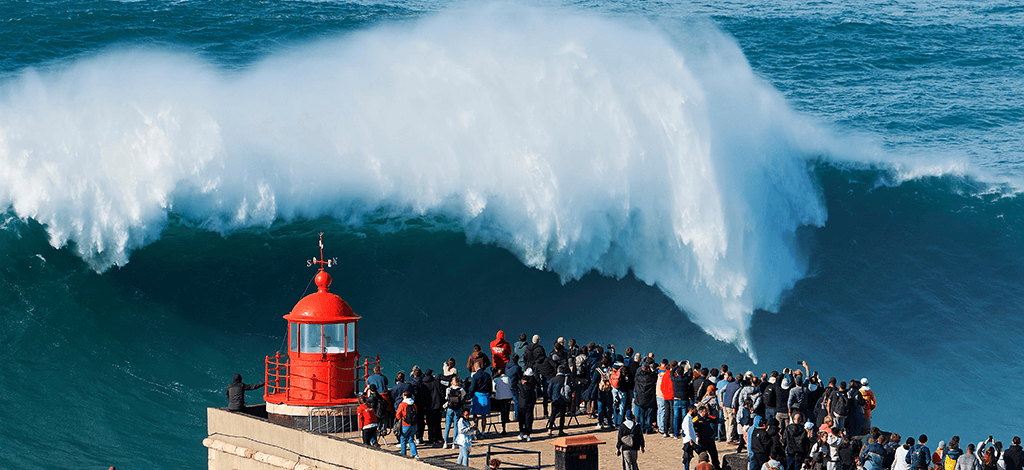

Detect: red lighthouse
[264, 234, 374, 429]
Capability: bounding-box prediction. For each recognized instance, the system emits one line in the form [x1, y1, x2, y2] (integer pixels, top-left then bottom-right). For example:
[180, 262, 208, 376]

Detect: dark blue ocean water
[1, 1, 1023, 468]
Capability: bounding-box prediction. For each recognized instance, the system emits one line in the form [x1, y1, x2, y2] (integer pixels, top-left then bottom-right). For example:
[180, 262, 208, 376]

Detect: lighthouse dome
[283, 271, 359, 323]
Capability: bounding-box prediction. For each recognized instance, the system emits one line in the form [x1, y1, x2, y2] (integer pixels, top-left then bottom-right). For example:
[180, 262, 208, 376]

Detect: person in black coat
[617, 411, 646, 470]
[226, 373, 264, 411]
[632, 362, 658, 434]
[1004, 437, 1024, 470]
[422, 369, 445, 445]
[518, 369, 538, 440]
[695, 404, 721, 470]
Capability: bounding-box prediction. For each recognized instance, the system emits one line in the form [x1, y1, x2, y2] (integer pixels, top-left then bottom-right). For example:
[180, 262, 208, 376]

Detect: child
[456, 409, 477, 466]
[357, 395, 378, 447]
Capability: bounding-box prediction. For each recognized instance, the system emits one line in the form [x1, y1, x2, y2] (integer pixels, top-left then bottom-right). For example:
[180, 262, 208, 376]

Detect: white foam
[0, 6, 841, 358]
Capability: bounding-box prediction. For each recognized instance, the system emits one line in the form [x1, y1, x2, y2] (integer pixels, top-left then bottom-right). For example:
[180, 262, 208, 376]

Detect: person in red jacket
[357, 395, 379, 446]
[491, 330, 512, 372]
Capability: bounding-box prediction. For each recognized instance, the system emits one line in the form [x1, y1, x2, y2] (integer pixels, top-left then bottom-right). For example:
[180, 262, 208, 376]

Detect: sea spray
[0, 7, 833, 357]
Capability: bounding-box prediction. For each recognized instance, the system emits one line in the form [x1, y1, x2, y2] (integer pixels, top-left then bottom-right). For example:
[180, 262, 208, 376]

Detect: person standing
[859, 378, 876, 434]
[1002, 437, 1023, 470]
[442, 377, 465, 449]
[490, 331, 512, 374]
[395, 390, 419, 458]
[518, 369, 538, 441]
[493, 368, 513, 435]
[226, 374, 264, 412]
[782, 412, 810, 470]
[467, 344, 492, 373]
[422, 369, 445, 446]
[955, 444, 983, 470]
[694, 405, 721, 470]
[357, 395, 379, 446]
[617, 411, 646, 470]
[455, 409, 476, 466]
[546, 366, 569, 437]
[466, 363, 493, 436]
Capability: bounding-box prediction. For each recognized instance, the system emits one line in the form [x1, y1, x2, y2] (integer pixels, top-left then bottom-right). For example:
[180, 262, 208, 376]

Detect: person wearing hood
[409, 366, 428, 443]
[490, 330, 512, 373]
[749, 416, 772, 470]
[467, 344, 491, 373]
[945, 436, 966, 470]
[422, 369, 445, 446]
[616, 411, 646, 470]
[226, 373, 264, 412]
[517, 368, 538, 441]
[395, 390, 419, 458]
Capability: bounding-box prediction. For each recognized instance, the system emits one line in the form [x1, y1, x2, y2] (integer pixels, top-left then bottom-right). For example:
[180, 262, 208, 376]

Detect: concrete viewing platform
[205, 404, 746, 470]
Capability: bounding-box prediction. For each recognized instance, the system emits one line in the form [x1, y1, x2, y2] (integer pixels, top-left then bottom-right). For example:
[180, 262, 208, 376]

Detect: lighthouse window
[290, 323, 298, 352]
[323, 324, 345, 353]
[299, 324, 322, 353]
[346, 323, 356, 353]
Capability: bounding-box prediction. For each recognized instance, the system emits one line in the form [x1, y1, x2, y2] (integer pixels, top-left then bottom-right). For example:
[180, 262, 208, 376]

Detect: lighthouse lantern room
[263, 234, 375, 429]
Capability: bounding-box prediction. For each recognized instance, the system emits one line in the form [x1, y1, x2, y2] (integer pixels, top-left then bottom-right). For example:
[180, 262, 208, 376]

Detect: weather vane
[306, 232, 338, 270]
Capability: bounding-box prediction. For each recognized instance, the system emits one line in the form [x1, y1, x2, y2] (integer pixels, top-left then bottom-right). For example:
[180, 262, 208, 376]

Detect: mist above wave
[0, 6, 837, 357]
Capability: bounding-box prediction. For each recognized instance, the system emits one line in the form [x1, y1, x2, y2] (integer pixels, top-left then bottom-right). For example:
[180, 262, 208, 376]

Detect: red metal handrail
[265, 353, 380, 402]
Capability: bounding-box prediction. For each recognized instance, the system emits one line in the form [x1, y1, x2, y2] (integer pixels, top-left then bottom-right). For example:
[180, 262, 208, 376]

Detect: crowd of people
[347, 330, 1022, 470]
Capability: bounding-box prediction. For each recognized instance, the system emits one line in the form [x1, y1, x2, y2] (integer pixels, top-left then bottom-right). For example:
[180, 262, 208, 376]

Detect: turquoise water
[1, 1, 1022, 468]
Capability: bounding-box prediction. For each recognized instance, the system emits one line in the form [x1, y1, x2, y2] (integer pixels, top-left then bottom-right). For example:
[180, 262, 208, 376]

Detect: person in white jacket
[455, 409, 476, 466]
[681, 406, 698, 470]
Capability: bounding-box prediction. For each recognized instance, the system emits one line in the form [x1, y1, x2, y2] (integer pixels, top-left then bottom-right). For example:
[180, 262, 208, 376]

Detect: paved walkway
[372, 410, 746, 470]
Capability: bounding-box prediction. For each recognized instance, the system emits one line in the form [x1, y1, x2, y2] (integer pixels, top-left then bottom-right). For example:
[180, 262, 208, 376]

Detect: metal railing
[265, 353, 380, 402]
[485, 443, 542, 470]
[308, 403, 360, 436]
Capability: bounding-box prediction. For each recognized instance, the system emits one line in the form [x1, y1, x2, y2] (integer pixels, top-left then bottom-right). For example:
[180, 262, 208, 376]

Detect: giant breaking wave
[0, 6, 849, 358]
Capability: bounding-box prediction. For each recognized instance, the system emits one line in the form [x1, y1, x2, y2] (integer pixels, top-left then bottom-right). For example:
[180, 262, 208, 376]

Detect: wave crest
[0, 6, 837, 357]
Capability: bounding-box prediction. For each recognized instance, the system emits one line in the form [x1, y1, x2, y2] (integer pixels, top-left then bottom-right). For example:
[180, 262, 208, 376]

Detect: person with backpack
[896, 437, 918, 470]
[860, 436, 886, 470]
[366, 383, 394, 445]
[546, 366, 570, 437]
[907, 435, 933, 470]
[783, 412, 811, 470]
[946, 437, 966, 470]
[395, 390, 419, 458]
[610, 361, 628, 426]
[455, 408, 477, 466]
[827, 382, 849, 433]
[442, 377, 466, 449]
[617, 411, 646, 470]
[593, 357, 614, 429]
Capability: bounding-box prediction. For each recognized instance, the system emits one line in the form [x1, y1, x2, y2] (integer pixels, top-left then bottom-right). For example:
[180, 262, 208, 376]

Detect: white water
[0, 6, 837, 357]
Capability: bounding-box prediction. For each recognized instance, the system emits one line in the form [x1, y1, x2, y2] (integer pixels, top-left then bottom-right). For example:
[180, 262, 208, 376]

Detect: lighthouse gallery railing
[264, 352, 380, 402]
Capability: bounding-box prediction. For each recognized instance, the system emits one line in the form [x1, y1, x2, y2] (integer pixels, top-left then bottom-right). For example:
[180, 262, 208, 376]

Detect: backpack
[609, 368, 622, 389]
[402, 403, 418, 426]
[906, 445, 930, 469]
[832, 391, 849, 418]
[446, 388, 463, 410]
[790, 387, 807, 410]
[560, 378, 572, 403]
[599, 370, 612, 392]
